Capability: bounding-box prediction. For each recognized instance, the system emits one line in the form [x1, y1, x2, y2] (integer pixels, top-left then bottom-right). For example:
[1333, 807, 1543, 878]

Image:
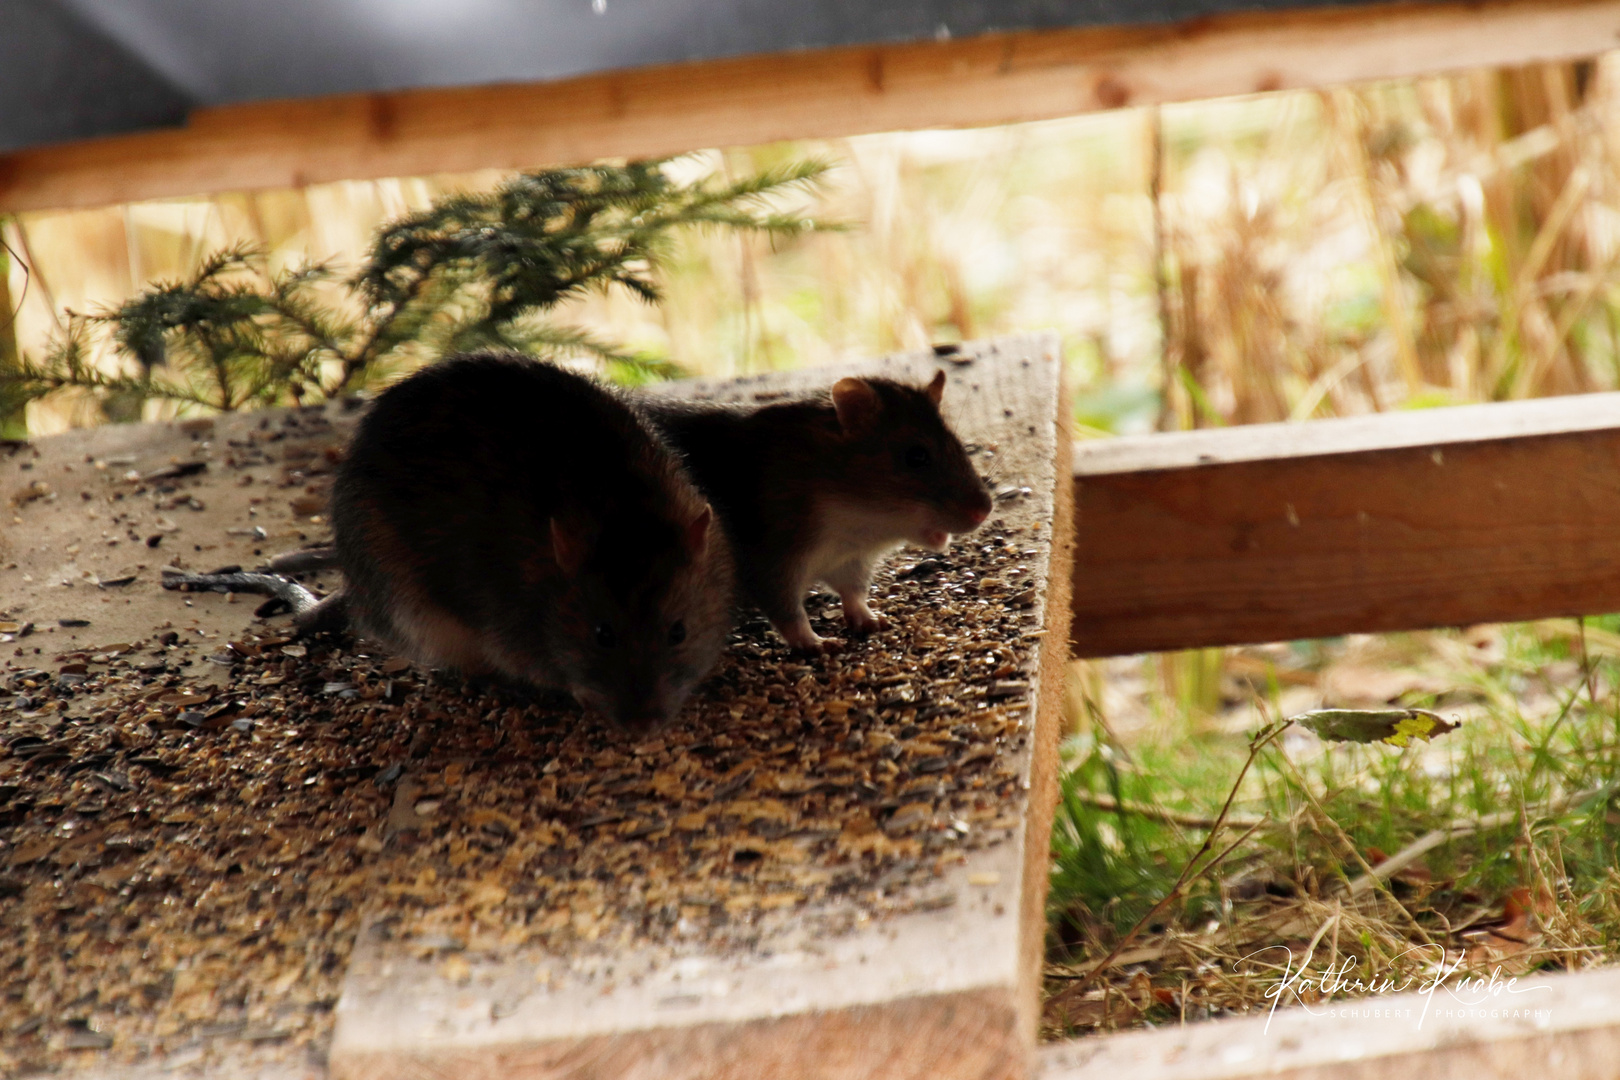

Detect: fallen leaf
[1294, 708, 1459, 747]
[1463, 886, 1545, 974]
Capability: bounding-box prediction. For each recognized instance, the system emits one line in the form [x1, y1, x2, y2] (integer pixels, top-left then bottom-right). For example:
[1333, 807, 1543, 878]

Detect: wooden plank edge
[1041, 963, 1620, 1080]
[1019, 361, 1076, 1046]
[333, 987, 1023, 1080]
[5, 0, 1620, 212]
[1073, 392, 1620, 476]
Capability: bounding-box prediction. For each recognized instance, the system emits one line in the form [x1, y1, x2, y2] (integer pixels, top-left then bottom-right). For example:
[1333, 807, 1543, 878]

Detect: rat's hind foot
[294, 592, 349, 635]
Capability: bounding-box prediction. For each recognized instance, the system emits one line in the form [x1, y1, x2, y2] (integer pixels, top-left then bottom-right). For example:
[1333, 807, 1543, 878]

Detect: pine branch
[6, 155, 835, 425]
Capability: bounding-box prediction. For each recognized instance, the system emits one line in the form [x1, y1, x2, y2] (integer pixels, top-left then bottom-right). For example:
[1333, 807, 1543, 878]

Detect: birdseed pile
[0, 344, 1060, 1077]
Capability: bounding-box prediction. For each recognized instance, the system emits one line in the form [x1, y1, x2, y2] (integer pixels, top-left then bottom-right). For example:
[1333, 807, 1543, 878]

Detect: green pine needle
[1, 156, 834, 423]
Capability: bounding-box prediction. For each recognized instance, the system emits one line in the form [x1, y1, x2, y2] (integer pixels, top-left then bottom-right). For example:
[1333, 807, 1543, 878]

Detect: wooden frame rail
[1070, 393, 1620, 657]
[1042, 963, 1620, 1079]
[5, 0, 1620, 213]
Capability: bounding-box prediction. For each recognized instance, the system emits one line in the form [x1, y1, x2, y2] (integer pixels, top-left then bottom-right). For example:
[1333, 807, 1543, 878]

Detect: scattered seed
[0, 381, 1056, 1067]
[987, 680, 1031, 699]
[713, 768, 755, 800]
[141, 461, 207, 482]
[62, 1027, 113, 1050]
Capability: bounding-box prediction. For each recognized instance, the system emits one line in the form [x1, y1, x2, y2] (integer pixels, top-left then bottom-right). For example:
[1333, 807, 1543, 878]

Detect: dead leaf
[1294, 708, 1459, 747]
[1463, 886, 1545, 974]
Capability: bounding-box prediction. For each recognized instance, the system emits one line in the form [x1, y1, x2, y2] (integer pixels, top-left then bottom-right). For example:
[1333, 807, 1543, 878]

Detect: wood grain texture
[328, 335, 1071, 1080]
[1041, 963, 1620, 1080]
[1070, 394, 1620, 657]
[6, 0, 1620, 212]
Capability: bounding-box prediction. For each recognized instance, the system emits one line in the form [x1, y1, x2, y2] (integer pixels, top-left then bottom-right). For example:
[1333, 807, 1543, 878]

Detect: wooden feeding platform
[0, 335, 1075, 1078]
[328, 337, 1074, 1079]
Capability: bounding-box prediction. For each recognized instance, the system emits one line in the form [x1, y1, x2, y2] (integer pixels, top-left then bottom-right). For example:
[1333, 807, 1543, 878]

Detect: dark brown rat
[640, 369, 991, 651]
[328, 352, 736, 730]
[272, 352, 734, 732]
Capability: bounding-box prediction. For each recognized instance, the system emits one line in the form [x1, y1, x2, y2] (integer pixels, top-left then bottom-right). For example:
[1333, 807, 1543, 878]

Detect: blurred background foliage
[8, 57, 1620, 436]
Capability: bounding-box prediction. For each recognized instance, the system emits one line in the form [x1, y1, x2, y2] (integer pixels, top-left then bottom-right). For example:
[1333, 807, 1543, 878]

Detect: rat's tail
[266, 545, 339, 574]
[160, 568, 347, 635]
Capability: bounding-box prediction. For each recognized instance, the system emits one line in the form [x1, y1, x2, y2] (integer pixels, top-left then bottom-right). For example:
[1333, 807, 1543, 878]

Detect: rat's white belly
[803, 499, 918, 585]
[805, 536, 902, 583]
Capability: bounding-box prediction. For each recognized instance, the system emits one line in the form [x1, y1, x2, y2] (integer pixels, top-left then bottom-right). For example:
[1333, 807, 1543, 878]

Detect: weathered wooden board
[0, 404, 365, 1077]
[326, 336, 1072, 1080]
[1041, 963, 1620, 1080]
[4, 0, 1620, 213]
[1070, 393, 1620, 657]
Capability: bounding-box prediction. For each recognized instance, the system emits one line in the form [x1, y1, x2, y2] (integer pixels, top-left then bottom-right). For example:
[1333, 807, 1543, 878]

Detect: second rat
[639, 369, 992, 651]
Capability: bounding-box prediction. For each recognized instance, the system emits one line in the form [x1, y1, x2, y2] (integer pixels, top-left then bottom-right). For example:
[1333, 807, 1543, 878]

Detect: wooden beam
[1042, 964, 1620, 1080]
[5, 0, 1620, 212]
[1070, 393, 1620, 657]
[328, 336, 1074, 1079]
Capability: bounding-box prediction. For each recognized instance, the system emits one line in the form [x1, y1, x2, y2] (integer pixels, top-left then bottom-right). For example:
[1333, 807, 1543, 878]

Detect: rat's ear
[832, 378, 882, 433]
[685, 504, 713, 558]
[925, 370, 946, 406]
[550, 514, 590, 575]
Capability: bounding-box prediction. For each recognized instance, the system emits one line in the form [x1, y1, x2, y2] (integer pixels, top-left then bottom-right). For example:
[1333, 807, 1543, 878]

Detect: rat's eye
[668, 620, 687, 646]
[905, 444, 933, 469]
[594, 624, 617, 648]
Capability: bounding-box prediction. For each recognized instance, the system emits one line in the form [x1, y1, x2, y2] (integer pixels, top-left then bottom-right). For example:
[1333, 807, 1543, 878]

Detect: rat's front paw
[789, 633, 847, 655]
[840, 598, 887, 635]
[781, 628, 848, 655]
[843, 608, 887, 635]
[778, 615, 830, 653]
